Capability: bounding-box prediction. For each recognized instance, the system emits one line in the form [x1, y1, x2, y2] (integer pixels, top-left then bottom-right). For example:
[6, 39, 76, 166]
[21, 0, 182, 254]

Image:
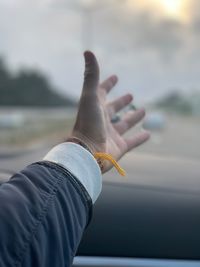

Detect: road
[0, 114, 199, 191]
[0, 143, 200, 193]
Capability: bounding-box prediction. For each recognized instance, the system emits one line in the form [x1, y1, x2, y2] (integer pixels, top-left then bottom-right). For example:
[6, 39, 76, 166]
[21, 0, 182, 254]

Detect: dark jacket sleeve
[0, 161, 92, 267]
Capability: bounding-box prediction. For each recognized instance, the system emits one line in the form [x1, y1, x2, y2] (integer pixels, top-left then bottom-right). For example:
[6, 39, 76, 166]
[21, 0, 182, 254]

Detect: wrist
[66, 137, 125, 176]
[68, 131, 106, 153]
[66, 137, 93, 154]
[66, 136, 105, 173]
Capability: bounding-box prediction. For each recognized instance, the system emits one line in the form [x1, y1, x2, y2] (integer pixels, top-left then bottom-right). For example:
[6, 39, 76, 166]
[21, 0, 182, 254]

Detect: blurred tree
[0, 57, 76, 107]
[154, 90, 193, 115]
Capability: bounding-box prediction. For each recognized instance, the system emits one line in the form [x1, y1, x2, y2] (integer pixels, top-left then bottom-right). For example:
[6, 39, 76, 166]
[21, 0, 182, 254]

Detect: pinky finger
[125, 131, 150, 153]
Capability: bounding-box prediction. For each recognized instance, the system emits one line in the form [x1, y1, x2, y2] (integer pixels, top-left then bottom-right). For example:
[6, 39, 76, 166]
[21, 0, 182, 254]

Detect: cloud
[0, 0, 200, 103]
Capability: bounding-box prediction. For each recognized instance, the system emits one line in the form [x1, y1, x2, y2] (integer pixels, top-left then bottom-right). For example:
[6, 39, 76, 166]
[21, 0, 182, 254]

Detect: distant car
[0, 113, 25, 129]
[143, 112, 166, 131]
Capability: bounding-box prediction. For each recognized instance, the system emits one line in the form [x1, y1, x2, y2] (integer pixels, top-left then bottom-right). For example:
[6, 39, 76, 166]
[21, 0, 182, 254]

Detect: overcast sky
[0, 0, 200, 103]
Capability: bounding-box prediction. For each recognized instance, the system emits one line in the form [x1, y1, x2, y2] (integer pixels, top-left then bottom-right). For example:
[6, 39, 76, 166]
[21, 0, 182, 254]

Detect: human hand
[71, 51, 150, 173]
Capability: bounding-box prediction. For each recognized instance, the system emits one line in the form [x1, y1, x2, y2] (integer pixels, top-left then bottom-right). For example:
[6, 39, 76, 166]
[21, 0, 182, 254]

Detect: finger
[100, 75, 118, 94]
[124, 131, 150, 153]
[83, 51, 99, 93]
[114, 108, 146, 135]
[107, 94, 133, 117]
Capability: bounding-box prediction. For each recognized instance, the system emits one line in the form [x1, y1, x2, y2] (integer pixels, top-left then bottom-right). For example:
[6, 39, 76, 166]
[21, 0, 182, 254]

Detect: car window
[1, 0, 199, 175]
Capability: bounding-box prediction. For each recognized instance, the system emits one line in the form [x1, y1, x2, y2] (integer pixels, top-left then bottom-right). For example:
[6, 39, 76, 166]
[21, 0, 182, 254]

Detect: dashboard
[75, 181, 200, 265]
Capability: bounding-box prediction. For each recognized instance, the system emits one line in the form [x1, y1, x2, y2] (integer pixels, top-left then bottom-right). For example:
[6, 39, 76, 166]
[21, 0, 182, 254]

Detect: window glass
[0, 0, 199, 185]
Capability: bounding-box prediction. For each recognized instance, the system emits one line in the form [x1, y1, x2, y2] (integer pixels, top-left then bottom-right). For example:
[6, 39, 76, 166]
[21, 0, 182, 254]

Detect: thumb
[83, 51, 99, 92]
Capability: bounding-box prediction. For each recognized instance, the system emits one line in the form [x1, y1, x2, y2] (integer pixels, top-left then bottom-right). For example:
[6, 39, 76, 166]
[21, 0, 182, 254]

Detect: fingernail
[111, 75, 118, 83]
[84, 50, 93, 60]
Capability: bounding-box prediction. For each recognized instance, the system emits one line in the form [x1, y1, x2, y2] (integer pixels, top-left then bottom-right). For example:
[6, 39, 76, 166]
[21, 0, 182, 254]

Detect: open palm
[72, 51, 150, 173]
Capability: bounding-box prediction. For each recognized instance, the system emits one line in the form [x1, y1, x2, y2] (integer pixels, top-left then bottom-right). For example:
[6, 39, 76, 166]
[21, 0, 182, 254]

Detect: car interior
[1, 0, 200, 266]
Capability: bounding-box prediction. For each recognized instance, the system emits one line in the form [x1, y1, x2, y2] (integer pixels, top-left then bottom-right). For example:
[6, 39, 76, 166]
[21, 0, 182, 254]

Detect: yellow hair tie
[94, 152, 126, 176]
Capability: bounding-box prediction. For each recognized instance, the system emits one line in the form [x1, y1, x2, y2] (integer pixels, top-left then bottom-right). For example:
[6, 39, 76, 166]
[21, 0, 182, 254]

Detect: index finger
[99, 75, 118, 94]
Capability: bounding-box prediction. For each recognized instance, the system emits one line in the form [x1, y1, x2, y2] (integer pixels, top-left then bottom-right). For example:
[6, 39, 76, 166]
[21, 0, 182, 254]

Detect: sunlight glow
[127, 0, 188, 21]
[158, 0, 184, 17]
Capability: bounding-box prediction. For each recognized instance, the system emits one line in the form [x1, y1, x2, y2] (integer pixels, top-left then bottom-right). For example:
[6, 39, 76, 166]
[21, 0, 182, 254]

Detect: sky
[0, 0, 200, 104]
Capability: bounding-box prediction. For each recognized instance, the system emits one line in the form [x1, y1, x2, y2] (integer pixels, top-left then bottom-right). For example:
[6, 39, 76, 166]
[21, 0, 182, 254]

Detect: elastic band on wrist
[66, 137, 126, 176]
[94, 152, 126, 176]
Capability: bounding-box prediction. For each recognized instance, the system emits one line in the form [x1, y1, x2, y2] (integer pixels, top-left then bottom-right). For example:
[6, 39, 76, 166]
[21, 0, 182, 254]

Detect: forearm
[0, 143, 102, 267]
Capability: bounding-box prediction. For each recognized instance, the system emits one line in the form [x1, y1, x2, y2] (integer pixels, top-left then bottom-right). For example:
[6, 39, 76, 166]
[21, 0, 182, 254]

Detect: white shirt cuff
[43, 142, 102, 203]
